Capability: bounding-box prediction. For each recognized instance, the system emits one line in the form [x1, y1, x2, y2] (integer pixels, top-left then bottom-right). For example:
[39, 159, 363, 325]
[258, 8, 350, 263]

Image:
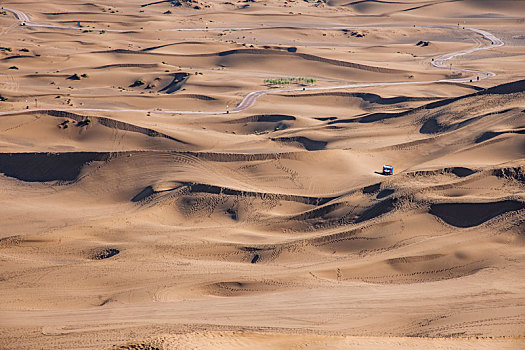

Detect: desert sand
[0, 0, 524, 349]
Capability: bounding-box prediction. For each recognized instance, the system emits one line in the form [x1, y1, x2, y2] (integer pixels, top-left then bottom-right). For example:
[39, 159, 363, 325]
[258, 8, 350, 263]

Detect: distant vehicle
[382, 165, 394, 175]
[20, 22, 26, 26]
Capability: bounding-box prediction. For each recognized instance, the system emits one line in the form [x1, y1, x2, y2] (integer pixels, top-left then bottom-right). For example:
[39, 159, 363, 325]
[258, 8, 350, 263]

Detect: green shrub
[264, 77, 316, 85]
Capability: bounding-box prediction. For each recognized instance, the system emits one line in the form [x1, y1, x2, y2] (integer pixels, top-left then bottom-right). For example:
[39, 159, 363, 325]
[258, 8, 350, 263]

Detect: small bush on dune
[130, 79, 145, 87]
[67, 73, 81, 80]
[77, 118, 91, 127]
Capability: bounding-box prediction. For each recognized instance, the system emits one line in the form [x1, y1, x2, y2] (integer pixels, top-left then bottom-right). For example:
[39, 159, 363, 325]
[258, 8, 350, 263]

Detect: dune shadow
[429, 200, 525, 227]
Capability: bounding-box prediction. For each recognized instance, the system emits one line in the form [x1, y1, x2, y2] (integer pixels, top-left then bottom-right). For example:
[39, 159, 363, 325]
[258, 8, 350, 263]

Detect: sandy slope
[0, 0, 524, 349]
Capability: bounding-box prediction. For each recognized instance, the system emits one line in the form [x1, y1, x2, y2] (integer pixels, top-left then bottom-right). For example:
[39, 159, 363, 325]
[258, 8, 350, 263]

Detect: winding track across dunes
[1, 7, 504, 115]
[1, 7, 126, 32]
[431, 27, 503, 79]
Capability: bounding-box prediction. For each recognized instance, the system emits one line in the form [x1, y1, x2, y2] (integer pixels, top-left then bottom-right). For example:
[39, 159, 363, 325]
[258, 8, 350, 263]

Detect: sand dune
[0, 0, 524, 349]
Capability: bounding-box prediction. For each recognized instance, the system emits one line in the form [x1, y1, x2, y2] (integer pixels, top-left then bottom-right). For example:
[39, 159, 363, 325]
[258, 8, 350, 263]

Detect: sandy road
[431, 27, 504, 79]
[231, 26, 504, 111]
[2, 7, 125, 32]
[3, 7, 30, 23]
[1, 7, 504, 115]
